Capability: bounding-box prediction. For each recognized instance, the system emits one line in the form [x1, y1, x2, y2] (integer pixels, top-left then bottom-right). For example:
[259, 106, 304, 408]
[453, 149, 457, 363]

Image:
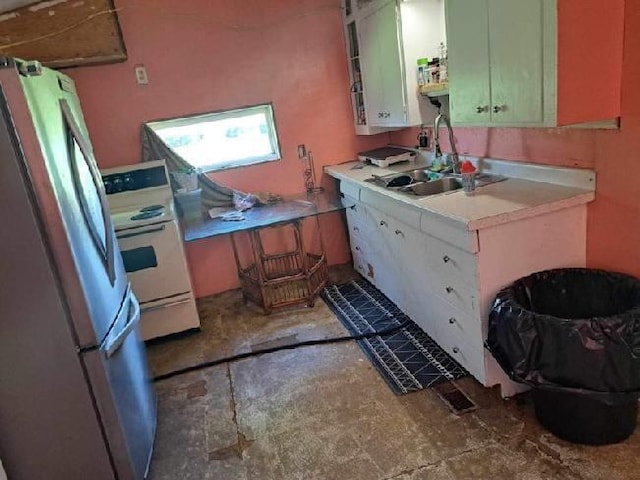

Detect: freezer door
[18, 68, 128, 347]
[84, 287, 157, 480]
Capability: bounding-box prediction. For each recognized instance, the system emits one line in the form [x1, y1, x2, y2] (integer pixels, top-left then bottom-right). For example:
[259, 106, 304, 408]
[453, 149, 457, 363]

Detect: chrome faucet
[432, 101, 460, 174]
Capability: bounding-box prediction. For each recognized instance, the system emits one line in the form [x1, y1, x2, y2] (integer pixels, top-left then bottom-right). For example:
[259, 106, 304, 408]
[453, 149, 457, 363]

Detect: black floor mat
[321, 278, 469, 395]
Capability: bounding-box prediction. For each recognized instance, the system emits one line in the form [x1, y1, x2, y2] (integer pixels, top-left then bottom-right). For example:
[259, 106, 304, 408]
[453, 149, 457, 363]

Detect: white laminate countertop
[325, 160, 596, 231]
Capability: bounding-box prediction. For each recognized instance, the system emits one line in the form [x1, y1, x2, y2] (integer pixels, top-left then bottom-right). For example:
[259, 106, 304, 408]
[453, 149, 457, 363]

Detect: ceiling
[0, 1, 42, 14]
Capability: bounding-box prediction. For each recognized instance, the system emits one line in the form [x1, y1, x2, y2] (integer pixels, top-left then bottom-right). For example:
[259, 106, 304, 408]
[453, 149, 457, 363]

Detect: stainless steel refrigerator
[0, 58, 156, 479]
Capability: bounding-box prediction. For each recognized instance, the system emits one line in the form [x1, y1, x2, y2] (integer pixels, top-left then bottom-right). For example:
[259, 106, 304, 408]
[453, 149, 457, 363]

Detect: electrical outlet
[134, 65, 149, 85]
[297, 144, 307, 159]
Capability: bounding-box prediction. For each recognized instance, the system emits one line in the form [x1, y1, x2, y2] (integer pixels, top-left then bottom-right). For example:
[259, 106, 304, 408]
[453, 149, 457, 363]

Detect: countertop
[325, 160, 595, 231]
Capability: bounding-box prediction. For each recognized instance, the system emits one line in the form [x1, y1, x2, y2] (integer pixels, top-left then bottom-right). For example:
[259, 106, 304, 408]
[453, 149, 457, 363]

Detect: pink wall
[67, 0, 388, 297]
[391, 2, 640, 279]
[70, 1, 640, 296]
[557, 0, 624, 125]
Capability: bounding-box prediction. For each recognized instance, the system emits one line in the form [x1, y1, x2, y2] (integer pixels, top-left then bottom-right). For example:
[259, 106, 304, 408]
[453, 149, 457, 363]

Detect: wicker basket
[239, 252, 327, 312]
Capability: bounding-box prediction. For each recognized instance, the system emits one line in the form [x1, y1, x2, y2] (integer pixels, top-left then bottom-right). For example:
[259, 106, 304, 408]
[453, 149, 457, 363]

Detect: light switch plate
[134, 65, 149, 85]
[297, 144, 307, 159]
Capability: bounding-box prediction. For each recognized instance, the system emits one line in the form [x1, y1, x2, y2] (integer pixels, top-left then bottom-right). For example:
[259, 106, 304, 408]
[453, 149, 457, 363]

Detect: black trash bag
[486, 268, 640, 405]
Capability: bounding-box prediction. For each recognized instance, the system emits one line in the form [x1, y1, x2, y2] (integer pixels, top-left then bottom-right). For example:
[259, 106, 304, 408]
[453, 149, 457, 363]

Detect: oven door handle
[117, 225, 166, 239]
[141, 298, 191, 314]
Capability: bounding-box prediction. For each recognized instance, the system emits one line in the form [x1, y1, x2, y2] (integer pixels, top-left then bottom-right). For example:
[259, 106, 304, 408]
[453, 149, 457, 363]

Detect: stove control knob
[123, 174, 134, 191]
[102, 178, 113, 194]
[112, 177, 124, 192]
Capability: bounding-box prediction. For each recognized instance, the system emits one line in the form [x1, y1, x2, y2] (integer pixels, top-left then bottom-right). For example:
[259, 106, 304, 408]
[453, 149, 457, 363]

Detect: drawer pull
[379, 220, 387, 227]
[394, 229, 404, 237]
[448, 317, 456, 324]
[443, 255, 450, 263]
[353, 226, 360, 232]
[350, 205, 357, 211]
[355, 246, 361, 251]
[453, 347, 460, 354]
[446, 286, 454, 294]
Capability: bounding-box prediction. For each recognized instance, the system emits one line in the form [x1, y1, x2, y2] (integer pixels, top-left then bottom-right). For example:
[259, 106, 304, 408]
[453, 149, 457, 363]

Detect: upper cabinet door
[359, 0, 407, 127]
[446, 0, 491, 125]
[375, 0, 406, 126]
[359, 6, 385, 126]
[446, 0, 622, 127]
[488, 0, 544, 124]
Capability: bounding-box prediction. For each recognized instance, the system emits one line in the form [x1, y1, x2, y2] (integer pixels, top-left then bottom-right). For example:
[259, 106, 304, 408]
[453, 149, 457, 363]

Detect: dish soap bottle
[439, 42, 448, 83]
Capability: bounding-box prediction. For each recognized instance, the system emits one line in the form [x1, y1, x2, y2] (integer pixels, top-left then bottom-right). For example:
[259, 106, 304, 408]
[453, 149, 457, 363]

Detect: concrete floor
[145, 270, 640, 480]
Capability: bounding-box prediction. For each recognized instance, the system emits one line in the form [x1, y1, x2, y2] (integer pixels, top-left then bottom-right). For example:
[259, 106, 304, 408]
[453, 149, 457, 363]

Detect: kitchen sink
[402, 177, 463, 195]
[365, 169, 507, 196]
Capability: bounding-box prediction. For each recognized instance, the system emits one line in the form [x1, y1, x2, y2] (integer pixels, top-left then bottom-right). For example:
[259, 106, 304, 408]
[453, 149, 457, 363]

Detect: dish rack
[231, 219, 328, 313]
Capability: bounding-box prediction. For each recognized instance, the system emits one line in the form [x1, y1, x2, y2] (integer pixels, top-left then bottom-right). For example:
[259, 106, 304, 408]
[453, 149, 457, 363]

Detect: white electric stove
[101, 160, 201, 340]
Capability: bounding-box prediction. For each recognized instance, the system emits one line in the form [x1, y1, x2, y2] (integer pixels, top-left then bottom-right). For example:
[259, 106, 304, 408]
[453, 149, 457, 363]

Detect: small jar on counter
[417, 57, 429, 86]
[427, 58, 440, 84]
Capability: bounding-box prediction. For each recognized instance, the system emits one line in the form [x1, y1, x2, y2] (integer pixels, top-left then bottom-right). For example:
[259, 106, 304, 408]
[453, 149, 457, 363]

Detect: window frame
[147, 102, 282, 173]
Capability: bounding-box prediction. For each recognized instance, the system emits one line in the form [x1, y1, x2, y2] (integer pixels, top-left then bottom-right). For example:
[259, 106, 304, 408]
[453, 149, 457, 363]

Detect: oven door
[116, 221, 192, 303]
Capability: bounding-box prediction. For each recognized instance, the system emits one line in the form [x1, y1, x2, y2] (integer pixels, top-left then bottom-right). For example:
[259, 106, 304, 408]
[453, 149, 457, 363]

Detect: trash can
[486, 268, 640, 445]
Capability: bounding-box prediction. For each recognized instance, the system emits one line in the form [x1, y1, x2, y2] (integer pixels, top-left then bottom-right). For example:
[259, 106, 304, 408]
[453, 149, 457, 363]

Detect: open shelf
[419, 82, 449, 97]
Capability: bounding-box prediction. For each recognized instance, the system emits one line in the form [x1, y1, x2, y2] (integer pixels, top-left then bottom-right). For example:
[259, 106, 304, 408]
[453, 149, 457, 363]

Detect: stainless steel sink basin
[402, 169, 431, 182]
[367, 169, 435, 188]
[402, 177, 463, 196]
[365, 169, 507, 197]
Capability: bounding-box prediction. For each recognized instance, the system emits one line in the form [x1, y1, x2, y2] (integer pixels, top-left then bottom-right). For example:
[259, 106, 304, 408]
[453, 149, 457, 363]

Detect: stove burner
[140, 204, 164, 213]
[131, 210, 163, 221]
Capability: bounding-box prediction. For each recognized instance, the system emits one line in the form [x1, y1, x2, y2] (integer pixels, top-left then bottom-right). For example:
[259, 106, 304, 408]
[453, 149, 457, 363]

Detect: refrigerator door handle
[104, 292, 140, 358]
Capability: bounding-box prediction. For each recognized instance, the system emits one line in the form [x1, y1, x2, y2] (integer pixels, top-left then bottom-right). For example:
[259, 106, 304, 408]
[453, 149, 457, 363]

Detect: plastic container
[417, 58, 429, 86]
[487, 268, 640, 445]
[460, 161, 476, 194]
[439, 42, 448, 83]
[171, 171, 198, 191]
[174, 188, 202, 222]
[427, 58, 440, 84]
[461, 172, 476, 195]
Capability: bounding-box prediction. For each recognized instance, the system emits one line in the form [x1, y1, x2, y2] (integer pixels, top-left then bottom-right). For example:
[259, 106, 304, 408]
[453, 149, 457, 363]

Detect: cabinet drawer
[421, 232, 478, 289]
[409, 286, 483, 352]
[340, 181, 361, 201]
[437, 328, 487, 384]
[396, 221, 479, 316]
[420, 212, 479, 253]
[360, 188, 422, 230]
[407, 286, 486, 383]
[351, 241, 371, 279]
[345, 201, 364, 239]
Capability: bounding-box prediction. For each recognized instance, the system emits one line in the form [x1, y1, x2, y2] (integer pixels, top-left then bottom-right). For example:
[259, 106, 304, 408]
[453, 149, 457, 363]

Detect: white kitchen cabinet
[344, 196, 405, 306]
[340, 180, 588, 398]
[341, 0, 446, 133]
[359, 0, 406, 127]
[445, 0, 624, 127]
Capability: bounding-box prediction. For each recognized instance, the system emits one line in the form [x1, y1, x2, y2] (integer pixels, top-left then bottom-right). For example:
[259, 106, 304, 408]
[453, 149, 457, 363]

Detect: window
[147, 103, 281, 172]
